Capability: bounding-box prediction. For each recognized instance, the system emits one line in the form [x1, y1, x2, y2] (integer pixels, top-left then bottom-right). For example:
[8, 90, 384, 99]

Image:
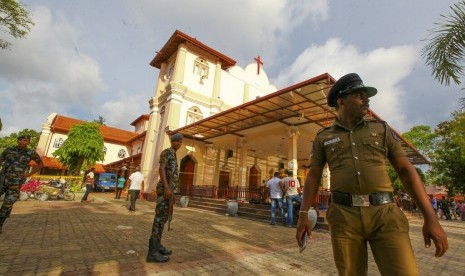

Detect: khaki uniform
[311, 118, 418, 276]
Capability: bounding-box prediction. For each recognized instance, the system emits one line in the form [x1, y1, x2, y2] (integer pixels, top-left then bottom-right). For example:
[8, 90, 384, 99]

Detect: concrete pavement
[0, 192, 463, 276]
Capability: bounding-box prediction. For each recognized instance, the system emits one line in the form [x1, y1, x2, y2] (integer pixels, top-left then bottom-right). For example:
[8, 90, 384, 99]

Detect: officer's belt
[331, 191, 394, 207]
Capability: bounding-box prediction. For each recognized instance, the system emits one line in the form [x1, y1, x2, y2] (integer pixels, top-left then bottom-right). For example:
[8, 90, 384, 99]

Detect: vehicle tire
[63, 192, 75, 201]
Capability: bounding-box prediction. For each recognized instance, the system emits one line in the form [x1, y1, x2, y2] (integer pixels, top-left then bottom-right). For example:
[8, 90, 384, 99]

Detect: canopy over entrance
[173, 73, 429, 166]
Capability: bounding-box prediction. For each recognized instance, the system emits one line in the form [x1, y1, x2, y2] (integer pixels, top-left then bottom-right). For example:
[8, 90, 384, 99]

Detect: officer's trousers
[326, 203, 419, 276]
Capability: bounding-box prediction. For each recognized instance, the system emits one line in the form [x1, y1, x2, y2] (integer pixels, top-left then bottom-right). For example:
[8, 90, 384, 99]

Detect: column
[287, 126, 300, 176]
[237, 137, 248, 187]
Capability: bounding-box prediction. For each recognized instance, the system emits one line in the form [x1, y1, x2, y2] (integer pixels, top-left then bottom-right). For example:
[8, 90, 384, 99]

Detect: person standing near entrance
[146, 133, 183, 263]
[127, 166, 144, 212]
[296, 73, 448, 275]
[115, 173, 125, 199]
[267, 171, 285, 226]
[0, 135, 43, 233]
[281, 170, 302, 227]
[81, 167, 95, 203]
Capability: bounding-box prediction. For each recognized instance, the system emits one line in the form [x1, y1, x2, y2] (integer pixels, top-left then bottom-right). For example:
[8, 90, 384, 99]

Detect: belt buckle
[351, 194, 370, 206]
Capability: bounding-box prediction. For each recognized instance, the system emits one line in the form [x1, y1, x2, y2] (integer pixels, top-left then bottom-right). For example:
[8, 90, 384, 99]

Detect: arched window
[103, 146, 107, 155]
[53, 138, 63, 148]
[193, 57, 209, 81]
[186, 106, 203, 125]
[118, 149, 126, 158]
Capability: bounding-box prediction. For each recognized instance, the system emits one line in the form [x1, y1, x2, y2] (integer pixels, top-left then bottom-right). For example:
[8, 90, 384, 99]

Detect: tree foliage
[52, 122, 104, 175]
[93, 116, 106, 125]
[422, 1, 465, 86]
[402, 125, 438, 160]
[0, 0, 34, 49]
[0, 129, 40, 153]
[430, 110, 465, 194]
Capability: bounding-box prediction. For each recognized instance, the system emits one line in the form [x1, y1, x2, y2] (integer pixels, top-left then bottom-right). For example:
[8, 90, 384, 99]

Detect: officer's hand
[296, 214, 313, 247]
[164, 188, 172, 200]
[423, 220, 448, 257]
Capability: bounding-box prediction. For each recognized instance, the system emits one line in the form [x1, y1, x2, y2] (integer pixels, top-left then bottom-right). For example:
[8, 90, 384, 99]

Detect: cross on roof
[254, 55, 264, 75]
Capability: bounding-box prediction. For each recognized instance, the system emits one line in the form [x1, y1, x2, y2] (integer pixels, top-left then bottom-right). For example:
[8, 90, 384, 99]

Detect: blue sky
[0, 0, 462, 135]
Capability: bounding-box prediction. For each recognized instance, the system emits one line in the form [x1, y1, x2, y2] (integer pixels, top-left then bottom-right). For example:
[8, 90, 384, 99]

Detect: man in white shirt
[267, 171, 285, 226]
[281, 170, 302, 227]
[128, 166, 144, 212]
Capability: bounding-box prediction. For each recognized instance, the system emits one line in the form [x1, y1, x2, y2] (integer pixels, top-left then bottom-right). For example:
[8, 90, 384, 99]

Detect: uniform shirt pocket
[363, 137, 386, 162]
[325, 141, 345, 168]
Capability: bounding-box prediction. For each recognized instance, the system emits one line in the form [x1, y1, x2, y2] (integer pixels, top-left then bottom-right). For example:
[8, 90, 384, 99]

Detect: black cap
[18, 134, 31, 140]
[327, 73, 377, 107]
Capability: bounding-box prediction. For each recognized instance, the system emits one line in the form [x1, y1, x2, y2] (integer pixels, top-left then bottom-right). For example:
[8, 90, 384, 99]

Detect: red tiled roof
[150, 30, 236, 70]
[50, 115, 138, 144]
[41, 156, 106, 173]
[130, 114, 150, 126]
[42, 156, 64, 169]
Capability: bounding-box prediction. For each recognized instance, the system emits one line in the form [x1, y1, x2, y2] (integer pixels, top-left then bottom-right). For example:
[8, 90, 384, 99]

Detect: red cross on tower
[254, 55, 264, 75]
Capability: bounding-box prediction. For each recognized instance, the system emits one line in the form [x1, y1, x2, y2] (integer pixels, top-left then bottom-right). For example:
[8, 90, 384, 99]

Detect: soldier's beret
[170, 133, 183, 142]
[327, 73, 377, 107]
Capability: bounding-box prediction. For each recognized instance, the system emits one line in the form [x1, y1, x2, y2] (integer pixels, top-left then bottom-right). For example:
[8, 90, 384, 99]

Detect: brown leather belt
[332, 191, 394, 207]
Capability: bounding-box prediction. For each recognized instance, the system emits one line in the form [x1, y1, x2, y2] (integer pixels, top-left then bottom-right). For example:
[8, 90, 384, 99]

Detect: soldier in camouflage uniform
[0, 135, 43, 233]
[146, 133, 183, 263]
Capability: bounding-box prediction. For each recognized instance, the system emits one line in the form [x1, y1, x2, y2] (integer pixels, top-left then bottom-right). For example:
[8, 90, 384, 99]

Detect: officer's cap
[327, 73, 377, 107]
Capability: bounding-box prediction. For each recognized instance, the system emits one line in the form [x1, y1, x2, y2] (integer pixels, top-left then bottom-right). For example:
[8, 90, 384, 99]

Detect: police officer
[146, 132, 183, 263]
[0, 135, 43, 233]
[296, 73, 448, 275]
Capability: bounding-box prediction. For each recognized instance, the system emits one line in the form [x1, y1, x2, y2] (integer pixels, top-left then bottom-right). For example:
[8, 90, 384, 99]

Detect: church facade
[36, 30, 428, 198]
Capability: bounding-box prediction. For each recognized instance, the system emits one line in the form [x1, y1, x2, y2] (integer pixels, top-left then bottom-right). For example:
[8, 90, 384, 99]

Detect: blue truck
[94, 173, 117, 192]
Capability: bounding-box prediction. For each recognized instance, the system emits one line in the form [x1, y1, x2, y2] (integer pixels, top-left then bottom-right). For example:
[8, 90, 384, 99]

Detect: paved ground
[0, 192, 463, 276]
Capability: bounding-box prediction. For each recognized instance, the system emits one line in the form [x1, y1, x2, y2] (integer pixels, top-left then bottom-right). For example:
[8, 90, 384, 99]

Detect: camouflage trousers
[0, 176, 24, 218]
[150, 182, 170, 240]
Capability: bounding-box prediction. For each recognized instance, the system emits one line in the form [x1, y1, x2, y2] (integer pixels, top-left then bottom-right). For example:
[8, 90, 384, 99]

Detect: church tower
[141, 30, 277, 191]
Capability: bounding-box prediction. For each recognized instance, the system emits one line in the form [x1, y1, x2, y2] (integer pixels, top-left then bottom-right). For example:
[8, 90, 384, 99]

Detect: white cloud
[0, 6, 106, 135]
[127, 0, 329, 67]
[273, 38, 418, 130]
[99, 92, 150, 131]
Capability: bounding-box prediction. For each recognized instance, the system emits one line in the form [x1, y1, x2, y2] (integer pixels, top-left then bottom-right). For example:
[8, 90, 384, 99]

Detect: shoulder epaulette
[316, 125, 332, 135]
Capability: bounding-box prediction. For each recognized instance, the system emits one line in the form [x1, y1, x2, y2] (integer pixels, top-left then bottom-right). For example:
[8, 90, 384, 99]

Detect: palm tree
[422, 1, 465, 87]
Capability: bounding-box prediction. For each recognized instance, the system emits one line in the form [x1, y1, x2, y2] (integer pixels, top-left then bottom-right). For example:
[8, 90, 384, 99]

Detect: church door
[218, 170, 230, 198]
[248, 165, 259, 191]
[180, 155, 195, 196]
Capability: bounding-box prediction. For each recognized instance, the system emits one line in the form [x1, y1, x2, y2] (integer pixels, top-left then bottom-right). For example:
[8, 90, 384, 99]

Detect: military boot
[159, 243, 172, 255]
[146, 238, 169, 263]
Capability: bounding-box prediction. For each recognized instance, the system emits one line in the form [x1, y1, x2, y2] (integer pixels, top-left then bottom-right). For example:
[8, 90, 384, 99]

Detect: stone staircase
[175, 196, 329, 230]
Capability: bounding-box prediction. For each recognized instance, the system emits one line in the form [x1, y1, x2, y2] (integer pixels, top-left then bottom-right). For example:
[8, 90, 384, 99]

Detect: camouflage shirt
[158, 147, 179, 192]
[0, 146, 42, 177]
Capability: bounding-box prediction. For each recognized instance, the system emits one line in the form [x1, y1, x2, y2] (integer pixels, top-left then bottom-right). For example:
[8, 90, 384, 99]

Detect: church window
[186, 106, 203, 125]
[118, 149, 126, 158]
[193, 57, 209, 81]
[53, 138, 63, 148]
[103, 146, 107, 155]
[165, 62, 175, 80]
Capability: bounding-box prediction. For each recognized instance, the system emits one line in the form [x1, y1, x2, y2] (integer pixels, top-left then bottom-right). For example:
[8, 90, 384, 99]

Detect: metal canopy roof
[173, 73, 429, 166]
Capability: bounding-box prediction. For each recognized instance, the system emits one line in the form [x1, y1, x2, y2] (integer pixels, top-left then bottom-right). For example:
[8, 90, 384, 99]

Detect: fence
[180, 185, 331, 210]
